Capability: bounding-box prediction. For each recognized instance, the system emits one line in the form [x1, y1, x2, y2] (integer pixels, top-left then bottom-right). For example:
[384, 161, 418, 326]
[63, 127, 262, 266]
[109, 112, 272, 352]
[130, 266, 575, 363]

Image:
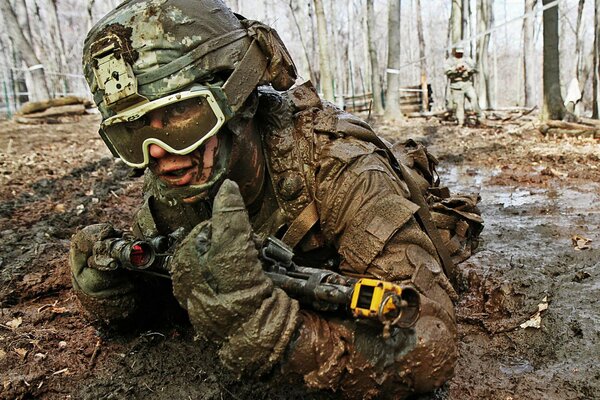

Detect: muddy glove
[171, 180, 300, 376]
[70, 224, 139, 322]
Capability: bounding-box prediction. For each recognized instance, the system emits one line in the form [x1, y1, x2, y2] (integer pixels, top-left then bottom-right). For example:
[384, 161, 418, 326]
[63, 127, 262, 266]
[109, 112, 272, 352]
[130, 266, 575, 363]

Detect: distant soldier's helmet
[82, 0, 297, 181]
[453, 45, 464, 54]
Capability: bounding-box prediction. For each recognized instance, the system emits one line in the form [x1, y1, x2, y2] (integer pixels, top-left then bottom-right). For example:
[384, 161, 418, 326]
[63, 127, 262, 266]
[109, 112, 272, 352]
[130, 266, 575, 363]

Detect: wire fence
[0, 67, 90, 119]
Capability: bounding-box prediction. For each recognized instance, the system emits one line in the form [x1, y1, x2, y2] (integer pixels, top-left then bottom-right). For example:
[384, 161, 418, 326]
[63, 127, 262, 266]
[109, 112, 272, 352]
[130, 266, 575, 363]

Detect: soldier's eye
[172, 103, 188, 116]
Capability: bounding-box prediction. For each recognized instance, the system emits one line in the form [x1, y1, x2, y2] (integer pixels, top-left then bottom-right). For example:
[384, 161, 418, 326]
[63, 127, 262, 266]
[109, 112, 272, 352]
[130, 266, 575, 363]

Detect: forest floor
[0, 112, 598, 400]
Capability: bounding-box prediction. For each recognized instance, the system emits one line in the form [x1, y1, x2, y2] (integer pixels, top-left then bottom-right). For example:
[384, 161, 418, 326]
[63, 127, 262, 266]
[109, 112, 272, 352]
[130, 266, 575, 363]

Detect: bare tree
[541, 0, 565, 120]
[448, 0, 462, 48]
[13, 0, 33, 43]
[384, 0, 402, 120]
[329, 0, 343, 103]
[366, 0, 383, 115]
[476, 0, 493, 109]
[86, 0, 96, 31]
[313, 0, 334, 102]
[574, 0, 586, 82]
[42, 0, 69, 94]
[461, 0, 470, 56]
[415, 0, 428, 111]
[287, 1, 315, 83]
[0, 0, 50, 101]
[522, 0, 537, 107]
[594, 0, 600, 118]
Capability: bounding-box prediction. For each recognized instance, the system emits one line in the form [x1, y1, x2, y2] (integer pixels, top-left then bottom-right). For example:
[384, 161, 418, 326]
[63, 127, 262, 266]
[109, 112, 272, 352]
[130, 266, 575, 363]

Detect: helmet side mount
[92, 32, 148, 112]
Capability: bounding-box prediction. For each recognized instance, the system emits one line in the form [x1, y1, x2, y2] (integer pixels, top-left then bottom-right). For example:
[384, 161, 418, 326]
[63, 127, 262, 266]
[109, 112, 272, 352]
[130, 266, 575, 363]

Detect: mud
[1, 114, 599, 399]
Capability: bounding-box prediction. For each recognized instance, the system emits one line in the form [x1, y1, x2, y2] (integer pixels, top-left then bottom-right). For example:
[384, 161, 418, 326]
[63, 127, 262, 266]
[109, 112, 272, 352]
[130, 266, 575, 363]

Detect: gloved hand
[171, 179, 300, 375]
[70, 223, 139, 322]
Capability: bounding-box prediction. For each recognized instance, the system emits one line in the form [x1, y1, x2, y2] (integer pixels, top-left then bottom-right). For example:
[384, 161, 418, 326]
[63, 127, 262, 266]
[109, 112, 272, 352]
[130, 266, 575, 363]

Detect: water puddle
[499, 358, 535, 376]
[438, 164, 600, 249]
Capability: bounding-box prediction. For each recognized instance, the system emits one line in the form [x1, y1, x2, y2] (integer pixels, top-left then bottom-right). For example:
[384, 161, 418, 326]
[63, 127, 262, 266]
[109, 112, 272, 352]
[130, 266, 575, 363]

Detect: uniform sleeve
[444, 58, 455, 75]
[463, 57, 477, 75]
[281, 139, 458, 399]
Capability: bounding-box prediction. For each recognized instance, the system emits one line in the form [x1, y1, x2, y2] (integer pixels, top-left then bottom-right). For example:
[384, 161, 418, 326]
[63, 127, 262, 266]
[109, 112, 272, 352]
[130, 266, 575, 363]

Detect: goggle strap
[136, 29, 248, 86]
[222, 39, 268, 113]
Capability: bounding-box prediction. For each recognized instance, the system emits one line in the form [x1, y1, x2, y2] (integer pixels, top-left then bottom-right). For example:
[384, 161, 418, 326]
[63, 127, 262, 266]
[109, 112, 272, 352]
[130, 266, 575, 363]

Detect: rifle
[92, 233, 421, 329]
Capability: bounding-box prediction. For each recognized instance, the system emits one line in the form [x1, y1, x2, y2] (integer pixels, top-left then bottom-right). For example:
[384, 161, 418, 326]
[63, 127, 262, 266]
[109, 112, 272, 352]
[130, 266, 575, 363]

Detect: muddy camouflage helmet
[82, 0, 297, 120]
[82, 0, 297, 201]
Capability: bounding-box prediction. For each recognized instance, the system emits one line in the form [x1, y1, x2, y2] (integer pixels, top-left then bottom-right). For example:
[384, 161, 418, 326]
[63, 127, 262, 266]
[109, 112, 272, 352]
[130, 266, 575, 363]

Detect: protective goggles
[99, 86, 234, 169]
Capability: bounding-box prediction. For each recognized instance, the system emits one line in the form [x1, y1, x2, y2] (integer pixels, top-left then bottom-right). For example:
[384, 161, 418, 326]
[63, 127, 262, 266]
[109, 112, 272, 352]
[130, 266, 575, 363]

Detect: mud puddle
[439, 163, 600, 400]
[1, 116, 599, 399]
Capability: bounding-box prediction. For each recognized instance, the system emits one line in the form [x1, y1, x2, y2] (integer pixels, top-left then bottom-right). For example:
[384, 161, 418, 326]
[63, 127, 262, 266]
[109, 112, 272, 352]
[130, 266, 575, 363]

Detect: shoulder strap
[259, 85, 320, 249]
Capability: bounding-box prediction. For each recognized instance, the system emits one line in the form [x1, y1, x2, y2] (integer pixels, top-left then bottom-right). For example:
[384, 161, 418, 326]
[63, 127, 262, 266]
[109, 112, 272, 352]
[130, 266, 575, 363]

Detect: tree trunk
[541, 0, 565, 121]
[461, 0, 470, 55]
[87, 0, 96, 31]
[523, 0, 537, 107]
[262, 0, 270, 23]
[449, 0, 462, 47]
[593, 0, 600, 118]
[0, 0, 50, 101]
[415, 0, 428, 112]
[574, 0, 586, 81]
[14, 0, 33, 43]
[329, 0, 343, 105]
[43, 0, 69, 93]
[288, 1, 315, 83]
[313, 0, 334, 102]
[384, 0, 402, 120]
[476, 0, 493, 109]
[366, 0, 384, 115]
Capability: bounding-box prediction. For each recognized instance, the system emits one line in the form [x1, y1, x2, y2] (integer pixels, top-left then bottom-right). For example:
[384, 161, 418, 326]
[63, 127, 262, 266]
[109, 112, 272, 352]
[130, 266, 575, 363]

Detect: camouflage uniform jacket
[444, 55, 477, 89]
[122, 82, 482, 399]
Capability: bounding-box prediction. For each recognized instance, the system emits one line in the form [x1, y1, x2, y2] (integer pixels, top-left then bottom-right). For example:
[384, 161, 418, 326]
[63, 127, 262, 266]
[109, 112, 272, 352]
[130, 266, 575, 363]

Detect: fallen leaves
[5, 317, 22, 329]
[52, 368, 69, 376]
[572, 234, 592, 251]
[520, 297, 549, 330]
[14, 348, 28, 360]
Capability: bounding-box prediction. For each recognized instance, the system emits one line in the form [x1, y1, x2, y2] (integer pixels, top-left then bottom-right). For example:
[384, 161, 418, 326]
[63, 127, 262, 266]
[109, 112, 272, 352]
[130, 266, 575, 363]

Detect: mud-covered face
[148, 135, 220, 188]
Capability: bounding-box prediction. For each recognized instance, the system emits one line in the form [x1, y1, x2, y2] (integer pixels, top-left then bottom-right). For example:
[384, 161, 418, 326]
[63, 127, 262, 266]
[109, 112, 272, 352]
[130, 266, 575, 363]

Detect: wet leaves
[573, 271, 591, 283]
[5, 317, 22, 329]
[14, 347, 28, 360]
[519, 296, 549, 330]
[571, 234, 592, 251]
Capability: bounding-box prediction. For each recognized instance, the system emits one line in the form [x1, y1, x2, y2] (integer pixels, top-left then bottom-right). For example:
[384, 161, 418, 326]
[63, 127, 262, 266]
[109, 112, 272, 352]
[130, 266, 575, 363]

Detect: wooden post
[2, 80, 13, 119]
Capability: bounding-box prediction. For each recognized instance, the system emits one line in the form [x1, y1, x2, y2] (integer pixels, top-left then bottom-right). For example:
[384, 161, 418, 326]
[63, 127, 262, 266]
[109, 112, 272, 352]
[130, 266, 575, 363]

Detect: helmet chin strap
[222, 40, 268, 112]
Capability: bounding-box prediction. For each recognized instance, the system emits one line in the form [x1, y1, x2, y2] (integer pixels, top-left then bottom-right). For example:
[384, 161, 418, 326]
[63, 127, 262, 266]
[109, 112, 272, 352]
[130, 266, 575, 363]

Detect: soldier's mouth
[152, 136, 219, 187]
[164, 168, 191, 178]
[159, 164, 197, 186]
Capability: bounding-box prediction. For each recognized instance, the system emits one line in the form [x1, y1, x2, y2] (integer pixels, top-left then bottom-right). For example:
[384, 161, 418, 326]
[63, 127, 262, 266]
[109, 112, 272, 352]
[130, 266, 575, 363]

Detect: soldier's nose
[149, 144, 167, 159]
[148, 110, 164, 129]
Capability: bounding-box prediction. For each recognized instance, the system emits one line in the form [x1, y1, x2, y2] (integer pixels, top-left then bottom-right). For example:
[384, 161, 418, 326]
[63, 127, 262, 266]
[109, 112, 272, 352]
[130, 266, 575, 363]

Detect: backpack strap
[338, 125, 459, 289]
[258, 83, 321, 250]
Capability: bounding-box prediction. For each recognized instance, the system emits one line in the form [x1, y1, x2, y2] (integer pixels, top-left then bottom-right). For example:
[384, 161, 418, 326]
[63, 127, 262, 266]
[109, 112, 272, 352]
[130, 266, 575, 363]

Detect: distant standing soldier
[445, 46, 482, 126]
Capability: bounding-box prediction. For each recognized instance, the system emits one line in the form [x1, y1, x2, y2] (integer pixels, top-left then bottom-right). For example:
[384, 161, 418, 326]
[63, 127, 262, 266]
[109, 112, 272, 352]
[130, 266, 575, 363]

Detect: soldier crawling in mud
[444, 46, 483, 126]
[71, 1, 482, 398]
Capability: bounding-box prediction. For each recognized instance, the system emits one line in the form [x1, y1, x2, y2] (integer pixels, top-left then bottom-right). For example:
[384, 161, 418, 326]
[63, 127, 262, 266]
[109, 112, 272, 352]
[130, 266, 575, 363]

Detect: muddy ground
[0, 113, 598, 400]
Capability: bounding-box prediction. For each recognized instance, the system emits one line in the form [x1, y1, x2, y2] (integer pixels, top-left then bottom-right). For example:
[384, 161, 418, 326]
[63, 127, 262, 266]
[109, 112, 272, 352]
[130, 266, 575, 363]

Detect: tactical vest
[258, 82, 482, 286]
